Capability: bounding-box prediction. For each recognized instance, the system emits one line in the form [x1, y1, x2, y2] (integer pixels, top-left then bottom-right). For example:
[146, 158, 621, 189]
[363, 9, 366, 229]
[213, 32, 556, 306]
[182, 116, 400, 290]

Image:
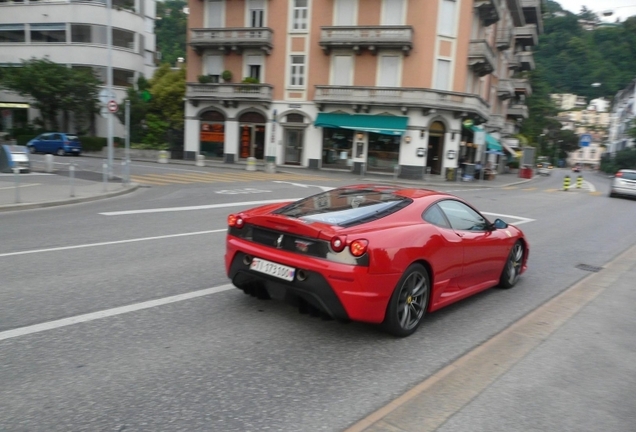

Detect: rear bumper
[226, 237, 399, 323]
[611, 186, 636, 197]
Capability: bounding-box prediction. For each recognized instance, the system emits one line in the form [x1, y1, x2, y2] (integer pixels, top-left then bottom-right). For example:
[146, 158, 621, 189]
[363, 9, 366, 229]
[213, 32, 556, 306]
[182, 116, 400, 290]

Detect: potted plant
[221, 70, 232, 82]
[198, 75, 213, 84]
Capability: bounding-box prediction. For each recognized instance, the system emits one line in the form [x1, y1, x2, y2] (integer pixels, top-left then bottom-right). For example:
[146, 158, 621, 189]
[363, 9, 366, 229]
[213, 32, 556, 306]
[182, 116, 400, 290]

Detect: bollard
[576, 175, 583, 189]
[69, 163, 75, 197]
[563, 174, 570, 191]
[361, 162, 366, 178]
[102, 161, 108, 192]
[246, 157, 257, 171]
[265, 161, 276, 174]
[44, 154, 54, 173]
[195, 154, 205, 167]
[158, 150, 169, 164]
[13, 167, 20, 203]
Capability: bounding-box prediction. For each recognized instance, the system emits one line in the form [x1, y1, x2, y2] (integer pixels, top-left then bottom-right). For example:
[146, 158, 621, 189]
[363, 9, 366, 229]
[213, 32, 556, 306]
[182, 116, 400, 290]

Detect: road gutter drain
[576, 264, 603, 273]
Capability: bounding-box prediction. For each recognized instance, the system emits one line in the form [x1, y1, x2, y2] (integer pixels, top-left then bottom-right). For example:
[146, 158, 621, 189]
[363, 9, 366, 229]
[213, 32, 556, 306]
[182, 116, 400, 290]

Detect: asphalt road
[1, 167, 634, 431]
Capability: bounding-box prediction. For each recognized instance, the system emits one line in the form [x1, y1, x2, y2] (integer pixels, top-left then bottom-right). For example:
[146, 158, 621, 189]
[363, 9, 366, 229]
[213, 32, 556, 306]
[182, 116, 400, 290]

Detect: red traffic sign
[107, 100, 118, 113]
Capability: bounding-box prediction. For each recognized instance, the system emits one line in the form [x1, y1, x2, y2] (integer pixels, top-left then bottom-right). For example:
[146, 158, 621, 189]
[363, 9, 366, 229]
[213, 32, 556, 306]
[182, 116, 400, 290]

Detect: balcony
[486, 114, 505, 132]
[314, 85, 491, 122]
[513, 78, 532, 97]
[319, 26, 413, 55]
[497, 79, 515, 100]
[474, 0, 501, 26]
[503, 121, 518, 136]
[190, 28, 273, 55]
[507, 103, 529, 119]
[468, 40, 497, 76]
[521, 0, 543, 34]
[516, 51, 535, 71]
[496, 26, 513, 50]
[514, 24, 538, 47]
[186, 83, 273, 108]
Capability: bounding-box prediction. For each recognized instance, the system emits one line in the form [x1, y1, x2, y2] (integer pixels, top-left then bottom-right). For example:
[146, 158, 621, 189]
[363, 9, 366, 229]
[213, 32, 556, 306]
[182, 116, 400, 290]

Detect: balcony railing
[503, 122, 518, 136]
[496, 26, 513, 50]
[521, 0, 542, 32]
[513, 78, 532, 96]
[486, 114, 505, 131]
[497, 79, 515, 100]
[508, 103, 529, 119]
[474, 0, 501, 26]
[516, 51, 535, 71]
[514, 25, 538, 47]
[190, 28, 273, 54]
[186, 83, 273, 107]
[314, 85, 491, 122]
[319, 26, 413, 55]
[469, 40, 497, 76]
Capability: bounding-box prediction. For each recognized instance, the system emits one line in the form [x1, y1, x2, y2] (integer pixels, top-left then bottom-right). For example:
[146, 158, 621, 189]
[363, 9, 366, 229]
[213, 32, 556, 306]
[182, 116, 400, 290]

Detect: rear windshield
[619, 171, 636, 180]
[273, 188, 411, 227]
[67, 135, 80, 142]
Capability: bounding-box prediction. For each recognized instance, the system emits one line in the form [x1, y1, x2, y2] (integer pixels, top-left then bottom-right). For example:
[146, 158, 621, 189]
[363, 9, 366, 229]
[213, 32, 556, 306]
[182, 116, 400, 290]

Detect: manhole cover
[576, 264, 603, 273]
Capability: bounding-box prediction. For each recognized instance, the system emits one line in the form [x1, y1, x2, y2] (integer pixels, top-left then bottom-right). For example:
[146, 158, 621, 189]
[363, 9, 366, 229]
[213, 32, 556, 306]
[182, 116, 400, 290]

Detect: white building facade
[607, 78, 635, 155]
[0, 0, 156, 137]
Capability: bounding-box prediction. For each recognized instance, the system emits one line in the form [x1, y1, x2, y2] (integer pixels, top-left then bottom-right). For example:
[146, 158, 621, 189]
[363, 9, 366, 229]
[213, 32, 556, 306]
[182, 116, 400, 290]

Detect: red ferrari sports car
[225, 184, 529, 337]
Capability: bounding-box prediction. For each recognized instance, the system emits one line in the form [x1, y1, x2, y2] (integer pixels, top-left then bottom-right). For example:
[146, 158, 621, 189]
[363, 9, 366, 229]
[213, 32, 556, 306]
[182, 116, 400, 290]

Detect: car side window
[41, 134, 50, 141]
[52, 134, 62, 140]
[437, 200, 488, 232]
[423, 204, 451, 229]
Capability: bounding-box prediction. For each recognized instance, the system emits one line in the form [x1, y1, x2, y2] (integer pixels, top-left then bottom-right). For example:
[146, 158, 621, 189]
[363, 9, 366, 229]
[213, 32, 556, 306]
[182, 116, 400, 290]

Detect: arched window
[239, 111, 266, 124]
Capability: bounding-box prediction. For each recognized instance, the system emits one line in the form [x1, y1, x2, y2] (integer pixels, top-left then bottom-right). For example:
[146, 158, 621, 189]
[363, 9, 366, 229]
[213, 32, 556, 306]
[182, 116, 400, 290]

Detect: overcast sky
[555, 0, 636, 21]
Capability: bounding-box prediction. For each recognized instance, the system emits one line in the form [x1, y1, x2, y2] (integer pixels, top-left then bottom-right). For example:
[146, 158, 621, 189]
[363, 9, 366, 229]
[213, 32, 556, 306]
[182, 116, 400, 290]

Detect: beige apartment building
[184, 0, 541, 178]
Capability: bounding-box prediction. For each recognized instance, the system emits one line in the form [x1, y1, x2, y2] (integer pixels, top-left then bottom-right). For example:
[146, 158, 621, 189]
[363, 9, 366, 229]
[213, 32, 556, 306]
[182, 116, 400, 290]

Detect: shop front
[238, 111, 266, 160]
[199, 110, 225, 159]
[314, 112, 408, 172]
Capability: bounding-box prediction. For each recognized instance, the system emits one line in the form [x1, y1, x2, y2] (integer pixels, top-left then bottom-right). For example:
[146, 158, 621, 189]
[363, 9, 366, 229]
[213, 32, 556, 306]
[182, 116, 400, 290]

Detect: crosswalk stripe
[130, 176, 171, 185]
[139, 174, 192, 184]
[129, 170, 336, 186]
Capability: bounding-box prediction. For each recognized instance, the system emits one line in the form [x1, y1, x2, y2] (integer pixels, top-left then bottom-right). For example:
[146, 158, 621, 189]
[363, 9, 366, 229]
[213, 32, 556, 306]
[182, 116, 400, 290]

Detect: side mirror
[492, 218, 508, 230]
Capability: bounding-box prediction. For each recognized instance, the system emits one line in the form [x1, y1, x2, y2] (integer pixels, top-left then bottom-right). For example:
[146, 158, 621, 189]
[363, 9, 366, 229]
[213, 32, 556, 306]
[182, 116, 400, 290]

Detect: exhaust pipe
[243, 255, 252, 266]
[296, 269, 308, 281]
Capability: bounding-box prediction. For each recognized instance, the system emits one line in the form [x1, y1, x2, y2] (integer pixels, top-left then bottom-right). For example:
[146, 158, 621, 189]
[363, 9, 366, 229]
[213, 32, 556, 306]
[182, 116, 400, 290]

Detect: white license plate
[250, 257, 295, 282]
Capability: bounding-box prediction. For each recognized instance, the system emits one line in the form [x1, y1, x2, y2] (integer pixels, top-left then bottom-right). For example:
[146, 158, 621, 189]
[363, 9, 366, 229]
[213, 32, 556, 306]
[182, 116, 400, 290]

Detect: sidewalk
[347, 241, 636, 432]
[0, 155, 531, 212]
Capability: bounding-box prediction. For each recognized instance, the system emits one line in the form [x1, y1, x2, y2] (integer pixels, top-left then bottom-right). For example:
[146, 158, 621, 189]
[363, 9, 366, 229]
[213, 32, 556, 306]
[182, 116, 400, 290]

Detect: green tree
[0, 58, 100, 132]
[116, 76, 151, 143]
[155, 0, 187, 66]
[142, 63, 185, 146]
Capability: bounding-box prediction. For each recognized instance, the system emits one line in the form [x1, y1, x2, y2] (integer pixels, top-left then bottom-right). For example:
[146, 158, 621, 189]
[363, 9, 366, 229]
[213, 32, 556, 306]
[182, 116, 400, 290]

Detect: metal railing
[469, 40, 497, 75]
[186, 83, 274, 101]
[319, 25, 413, 44]
[190, 28, 273, 47]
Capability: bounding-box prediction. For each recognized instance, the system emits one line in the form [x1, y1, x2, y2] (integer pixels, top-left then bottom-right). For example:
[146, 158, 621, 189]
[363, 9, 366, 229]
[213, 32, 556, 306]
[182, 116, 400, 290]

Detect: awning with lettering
[314, 113, 408, 136]
[464, 124, 503, 151]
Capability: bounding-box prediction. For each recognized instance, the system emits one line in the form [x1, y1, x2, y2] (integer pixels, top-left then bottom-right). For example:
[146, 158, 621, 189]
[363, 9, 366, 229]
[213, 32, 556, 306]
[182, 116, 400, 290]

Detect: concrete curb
[0, 183, 140, 213]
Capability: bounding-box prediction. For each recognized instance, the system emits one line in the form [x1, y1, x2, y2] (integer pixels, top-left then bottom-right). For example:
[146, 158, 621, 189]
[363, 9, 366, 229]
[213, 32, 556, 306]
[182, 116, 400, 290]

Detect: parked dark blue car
[27, 133, 82, 156]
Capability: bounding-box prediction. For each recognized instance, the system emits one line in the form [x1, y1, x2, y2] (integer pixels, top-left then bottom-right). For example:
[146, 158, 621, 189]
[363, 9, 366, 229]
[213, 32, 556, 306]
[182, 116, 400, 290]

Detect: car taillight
[330, 236, 346, 252]
[616, 172, 623, 178]
[228, 214, 244, 228]
[349, 239, 368, 257]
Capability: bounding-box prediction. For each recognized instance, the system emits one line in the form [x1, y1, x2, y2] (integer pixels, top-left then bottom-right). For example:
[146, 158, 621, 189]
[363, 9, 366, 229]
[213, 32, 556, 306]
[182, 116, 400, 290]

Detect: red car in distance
[225, 185, 529, 337]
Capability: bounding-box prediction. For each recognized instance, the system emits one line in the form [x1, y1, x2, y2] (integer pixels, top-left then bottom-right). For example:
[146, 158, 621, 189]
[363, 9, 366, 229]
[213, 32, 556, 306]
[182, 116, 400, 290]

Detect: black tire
[383, 264, 430, 337]
[499, 241, 524, 289]
[57, 148, 65, 156]
[609, 191, 616, 198]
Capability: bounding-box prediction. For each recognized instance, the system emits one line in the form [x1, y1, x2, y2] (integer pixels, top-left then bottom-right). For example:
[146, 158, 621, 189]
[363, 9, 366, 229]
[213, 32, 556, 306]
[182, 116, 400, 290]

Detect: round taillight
[228, 214, 244, 228]
[330, 236, 346, 252]
[349, 239, 368, 257]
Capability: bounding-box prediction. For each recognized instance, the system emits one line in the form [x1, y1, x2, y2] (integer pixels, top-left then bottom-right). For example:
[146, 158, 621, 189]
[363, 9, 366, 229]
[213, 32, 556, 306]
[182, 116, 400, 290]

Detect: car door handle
[455, 232, 464, 238]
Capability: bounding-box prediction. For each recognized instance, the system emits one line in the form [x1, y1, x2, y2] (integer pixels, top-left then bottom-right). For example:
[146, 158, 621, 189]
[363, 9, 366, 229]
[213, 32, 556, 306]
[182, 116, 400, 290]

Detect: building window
[332, 55, 353, 86]
[207, 0, 224, 28]
[249, 0, 265, 27]
[113, 28, 135, 50]
[30, 23, 66, 43]
[322, 128, 353, 168]
[382, 0, 405, 25]
[290, 55, 305, 87]
[434, 59, 451, 90]
[246, 54, 263, 82]
[0, 24, 26, 43]
[205, 54, 223, 82]
[335, 0, 355, 26]
[438, 0, 457, 37]
[113, 68, 135, 87]
[292, 0, 308, 31]
[378, 55, 400, 87]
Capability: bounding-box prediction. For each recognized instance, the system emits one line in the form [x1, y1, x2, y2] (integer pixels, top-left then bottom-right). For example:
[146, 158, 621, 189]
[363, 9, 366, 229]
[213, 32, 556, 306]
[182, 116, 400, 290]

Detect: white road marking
[0, 183, 41, 190]
[272, 181, 335, 192]
[215, 188, 271, 195]
[482, 212, 535, 226]
[584, 180, 596, 192]
[99, 198, 299, 216]
[0, 284, 235, 343]
[0, 230, 225, 258]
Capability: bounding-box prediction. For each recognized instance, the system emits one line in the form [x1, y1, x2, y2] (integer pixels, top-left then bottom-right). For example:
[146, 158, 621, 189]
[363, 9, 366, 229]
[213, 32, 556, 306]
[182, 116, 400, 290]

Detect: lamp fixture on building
[404, 135, 412, 144]
[447, 150, 456, 159]
[356, 132, 364, 141]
